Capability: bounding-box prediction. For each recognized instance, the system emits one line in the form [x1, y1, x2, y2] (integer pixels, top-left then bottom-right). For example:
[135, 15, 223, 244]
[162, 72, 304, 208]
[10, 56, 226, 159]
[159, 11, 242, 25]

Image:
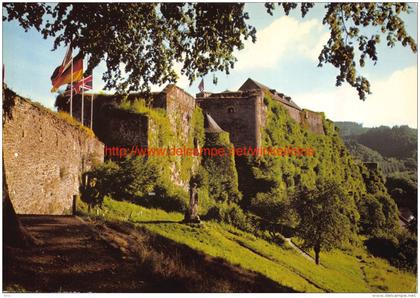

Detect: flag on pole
[51, 52, 83, 92]
[198, 78, 204, 92]
[74, 74, 93, 93]
[50, 44, 73, 85]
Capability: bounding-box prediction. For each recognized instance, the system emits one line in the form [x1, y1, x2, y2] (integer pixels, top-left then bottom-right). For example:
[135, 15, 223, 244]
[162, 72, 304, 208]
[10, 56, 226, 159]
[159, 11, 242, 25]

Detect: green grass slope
[79, 198, 416, 293]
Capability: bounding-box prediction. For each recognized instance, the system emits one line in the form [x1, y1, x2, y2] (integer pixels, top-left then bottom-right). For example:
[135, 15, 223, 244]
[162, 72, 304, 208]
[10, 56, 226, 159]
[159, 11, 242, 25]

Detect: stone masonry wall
[60, 86, 196, 151]
[158, 85, 200, 190]
[282, 104, 302, 124]
[3, 88, 104, 214]
[301, 109, 324, 135]
[197, 90, 262, 148]
[58, 85, 199, 191]
[96, 106, 149, 149]
[162, 85, 196, 144]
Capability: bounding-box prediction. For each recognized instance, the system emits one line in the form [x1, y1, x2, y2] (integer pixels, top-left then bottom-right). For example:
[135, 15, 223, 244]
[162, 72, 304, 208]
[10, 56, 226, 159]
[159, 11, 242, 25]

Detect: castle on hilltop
[57, 78, 325, 150]
[197, 78, 324, 148]
[3, 78, 326, 215]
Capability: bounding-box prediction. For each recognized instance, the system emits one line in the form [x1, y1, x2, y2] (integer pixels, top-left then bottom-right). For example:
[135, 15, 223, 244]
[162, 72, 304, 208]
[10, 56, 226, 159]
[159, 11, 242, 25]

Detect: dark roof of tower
[204, 113, 224, 133]
[239, 78, 301, 110]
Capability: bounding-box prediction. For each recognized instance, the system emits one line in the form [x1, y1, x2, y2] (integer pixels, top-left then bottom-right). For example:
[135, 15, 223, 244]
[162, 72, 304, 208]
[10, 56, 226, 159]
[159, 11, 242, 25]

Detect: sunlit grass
[79, 197, 416, 293]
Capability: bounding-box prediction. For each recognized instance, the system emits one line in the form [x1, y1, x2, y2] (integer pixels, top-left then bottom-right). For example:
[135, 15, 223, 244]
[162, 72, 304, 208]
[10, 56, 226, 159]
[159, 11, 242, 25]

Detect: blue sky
[2, 3, 418, 128]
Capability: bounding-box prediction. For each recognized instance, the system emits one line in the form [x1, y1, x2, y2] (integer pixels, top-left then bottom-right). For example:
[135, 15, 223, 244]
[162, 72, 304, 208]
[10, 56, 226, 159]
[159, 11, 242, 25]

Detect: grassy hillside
[78, 197, 416, 293]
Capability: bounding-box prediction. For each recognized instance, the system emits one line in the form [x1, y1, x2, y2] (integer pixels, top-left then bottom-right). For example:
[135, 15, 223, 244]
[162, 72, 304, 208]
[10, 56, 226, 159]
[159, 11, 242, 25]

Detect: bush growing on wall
[202, 131, 242, 203]
[121, 97, 206, 186]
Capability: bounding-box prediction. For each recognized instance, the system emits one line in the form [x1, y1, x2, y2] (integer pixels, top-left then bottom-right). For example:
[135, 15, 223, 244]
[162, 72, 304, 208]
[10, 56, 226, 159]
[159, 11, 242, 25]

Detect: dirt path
[4, 215, 293, 293]
[284, 238, 315, 262]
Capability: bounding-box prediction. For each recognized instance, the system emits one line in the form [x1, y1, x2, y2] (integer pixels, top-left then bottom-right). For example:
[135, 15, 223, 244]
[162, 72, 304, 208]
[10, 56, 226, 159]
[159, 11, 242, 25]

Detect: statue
[184, 180, 200, 223]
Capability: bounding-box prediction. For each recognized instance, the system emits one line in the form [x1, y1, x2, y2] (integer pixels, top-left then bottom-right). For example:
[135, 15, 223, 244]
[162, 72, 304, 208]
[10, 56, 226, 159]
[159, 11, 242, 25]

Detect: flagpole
[90, 68, 94, 129]
[81, 87, 84, 125]
[90, 94, 94, 129]
[70, 59, 73, 117]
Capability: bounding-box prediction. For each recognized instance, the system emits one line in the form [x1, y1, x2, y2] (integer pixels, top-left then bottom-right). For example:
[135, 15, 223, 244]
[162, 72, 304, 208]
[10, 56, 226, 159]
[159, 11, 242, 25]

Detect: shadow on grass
[134, 220, 181, 224]
[5, 215, 297, 293]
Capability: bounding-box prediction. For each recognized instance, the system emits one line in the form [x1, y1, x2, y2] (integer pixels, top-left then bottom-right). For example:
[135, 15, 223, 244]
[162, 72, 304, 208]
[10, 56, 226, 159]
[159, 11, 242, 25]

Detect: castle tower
[196, 89, 264, 149]
[196, 79, 324, 149]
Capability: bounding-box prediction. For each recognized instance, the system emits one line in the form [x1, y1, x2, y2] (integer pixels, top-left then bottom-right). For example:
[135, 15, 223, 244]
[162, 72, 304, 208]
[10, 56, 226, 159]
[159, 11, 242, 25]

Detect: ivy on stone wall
[111, 98, 206, 211]
[202, 131, 242, 204]
[242, 91, 399, 237]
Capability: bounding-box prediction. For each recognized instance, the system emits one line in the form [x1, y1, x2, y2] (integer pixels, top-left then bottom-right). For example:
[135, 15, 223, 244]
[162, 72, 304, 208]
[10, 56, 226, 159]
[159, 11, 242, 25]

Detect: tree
[3, 3, 256, 93]
[292, 181, 357, 265]
[250, 189, 298, 239]
[358, 193, 386, 236]
[3, 3, 417, 99]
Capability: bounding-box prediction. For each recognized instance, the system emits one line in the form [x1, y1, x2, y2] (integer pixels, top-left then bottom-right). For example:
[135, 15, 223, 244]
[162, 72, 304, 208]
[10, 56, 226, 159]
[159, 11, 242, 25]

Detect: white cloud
[292, 66, 418, 128]
[235, 16, 327, 70]
[300, 32, 330, 62]
[173, 61, 191, 90]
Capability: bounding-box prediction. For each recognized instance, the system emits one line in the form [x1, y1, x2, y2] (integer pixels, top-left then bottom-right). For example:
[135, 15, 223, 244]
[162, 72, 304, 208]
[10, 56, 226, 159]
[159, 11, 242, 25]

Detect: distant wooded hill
[335, 121, 417, 217]
[335, 122, 417, 160]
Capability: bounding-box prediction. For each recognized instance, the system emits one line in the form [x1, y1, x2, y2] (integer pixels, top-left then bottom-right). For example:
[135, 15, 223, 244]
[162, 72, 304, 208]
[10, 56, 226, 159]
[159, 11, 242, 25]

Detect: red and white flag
[63, 74, 93, 97]
[74, 74, 93, 93]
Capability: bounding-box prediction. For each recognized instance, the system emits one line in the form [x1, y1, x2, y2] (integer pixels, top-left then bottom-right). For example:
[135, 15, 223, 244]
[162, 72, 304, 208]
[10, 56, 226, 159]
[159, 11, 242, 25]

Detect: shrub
[204, 202, 252, 231]
[365, 236, 399, 259]
[365, 233, 417, 273]
[80, 160, 121, 208]
[81, 157, 189, 213]
[147, 184, 188, 212]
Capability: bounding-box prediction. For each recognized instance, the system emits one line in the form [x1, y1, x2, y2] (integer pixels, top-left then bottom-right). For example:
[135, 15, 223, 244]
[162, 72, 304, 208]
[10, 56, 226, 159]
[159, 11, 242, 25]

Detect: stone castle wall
[59, 85, 196, 150]
[59, 81, 325, 151]
[196, 90, 263, 148]
[238, 78, 325, 135]
[96, 106, 149, 149]
[57, 85, 199, 191]
[155, 85, 200, 190]
[3, 88, 104, 214]
[197, 89, 325, 148]
[301, 109, 324, 135]
[160, 85, 196, 144]
[283, 104, 302, 124]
